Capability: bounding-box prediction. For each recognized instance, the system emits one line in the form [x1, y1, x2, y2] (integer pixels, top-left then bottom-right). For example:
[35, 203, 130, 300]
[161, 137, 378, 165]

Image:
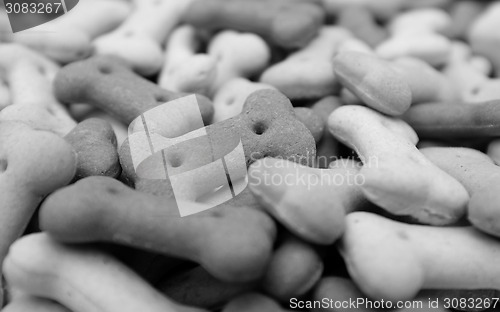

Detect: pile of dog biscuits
[1, 0, 500, 311]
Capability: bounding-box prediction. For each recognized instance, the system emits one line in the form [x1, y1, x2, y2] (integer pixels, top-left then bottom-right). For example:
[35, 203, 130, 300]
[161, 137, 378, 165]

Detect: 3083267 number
[443, 297, 499, 310]
[5, 2, 62, 14]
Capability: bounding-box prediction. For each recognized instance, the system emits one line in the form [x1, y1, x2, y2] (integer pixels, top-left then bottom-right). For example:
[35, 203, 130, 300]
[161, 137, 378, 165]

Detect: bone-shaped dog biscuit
[3, 233, 208, 312]
[159, 25, 217, 95]
[249, 158, 367, 244]
[94, 0, 193, 75]
[328, 105, 469, 225]
[54, 56, 213, 126]
[0, 122, 76, 306]
[119, 89, 316, 199]
[402, 100, 500, 138]
[340, 212, 500, 301]
[39, 176, 277, 282]
[12, 0, 131, 63]
[64, 118, 121, 180]
[183, 0, 325, 49]
[260, 27, 349, 99]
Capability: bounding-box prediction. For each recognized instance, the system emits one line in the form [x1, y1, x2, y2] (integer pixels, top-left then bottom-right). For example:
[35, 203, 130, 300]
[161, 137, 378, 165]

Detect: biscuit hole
[226, 96, 236, 106]
[106, 186, 120, 195]
[252, 122, 267, 135]
[472, 87, 480, 95]
[397, 230, 408, 240]
[37, 65, 46, 75]
[75, 49, 88, 58]
[0, 159, 7, 172]
[124, 31, 134, 37]
[99, 66, 113, 75]
[46, 106, 57, 116]
[155, 93, 169, 103]
[210, 210, 224, 218]
[168, 153, 183, 168]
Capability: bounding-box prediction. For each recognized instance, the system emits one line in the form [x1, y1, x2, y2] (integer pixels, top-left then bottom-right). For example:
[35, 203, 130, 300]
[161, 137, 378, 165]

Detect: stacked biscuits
[1, 0, 500, 311]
